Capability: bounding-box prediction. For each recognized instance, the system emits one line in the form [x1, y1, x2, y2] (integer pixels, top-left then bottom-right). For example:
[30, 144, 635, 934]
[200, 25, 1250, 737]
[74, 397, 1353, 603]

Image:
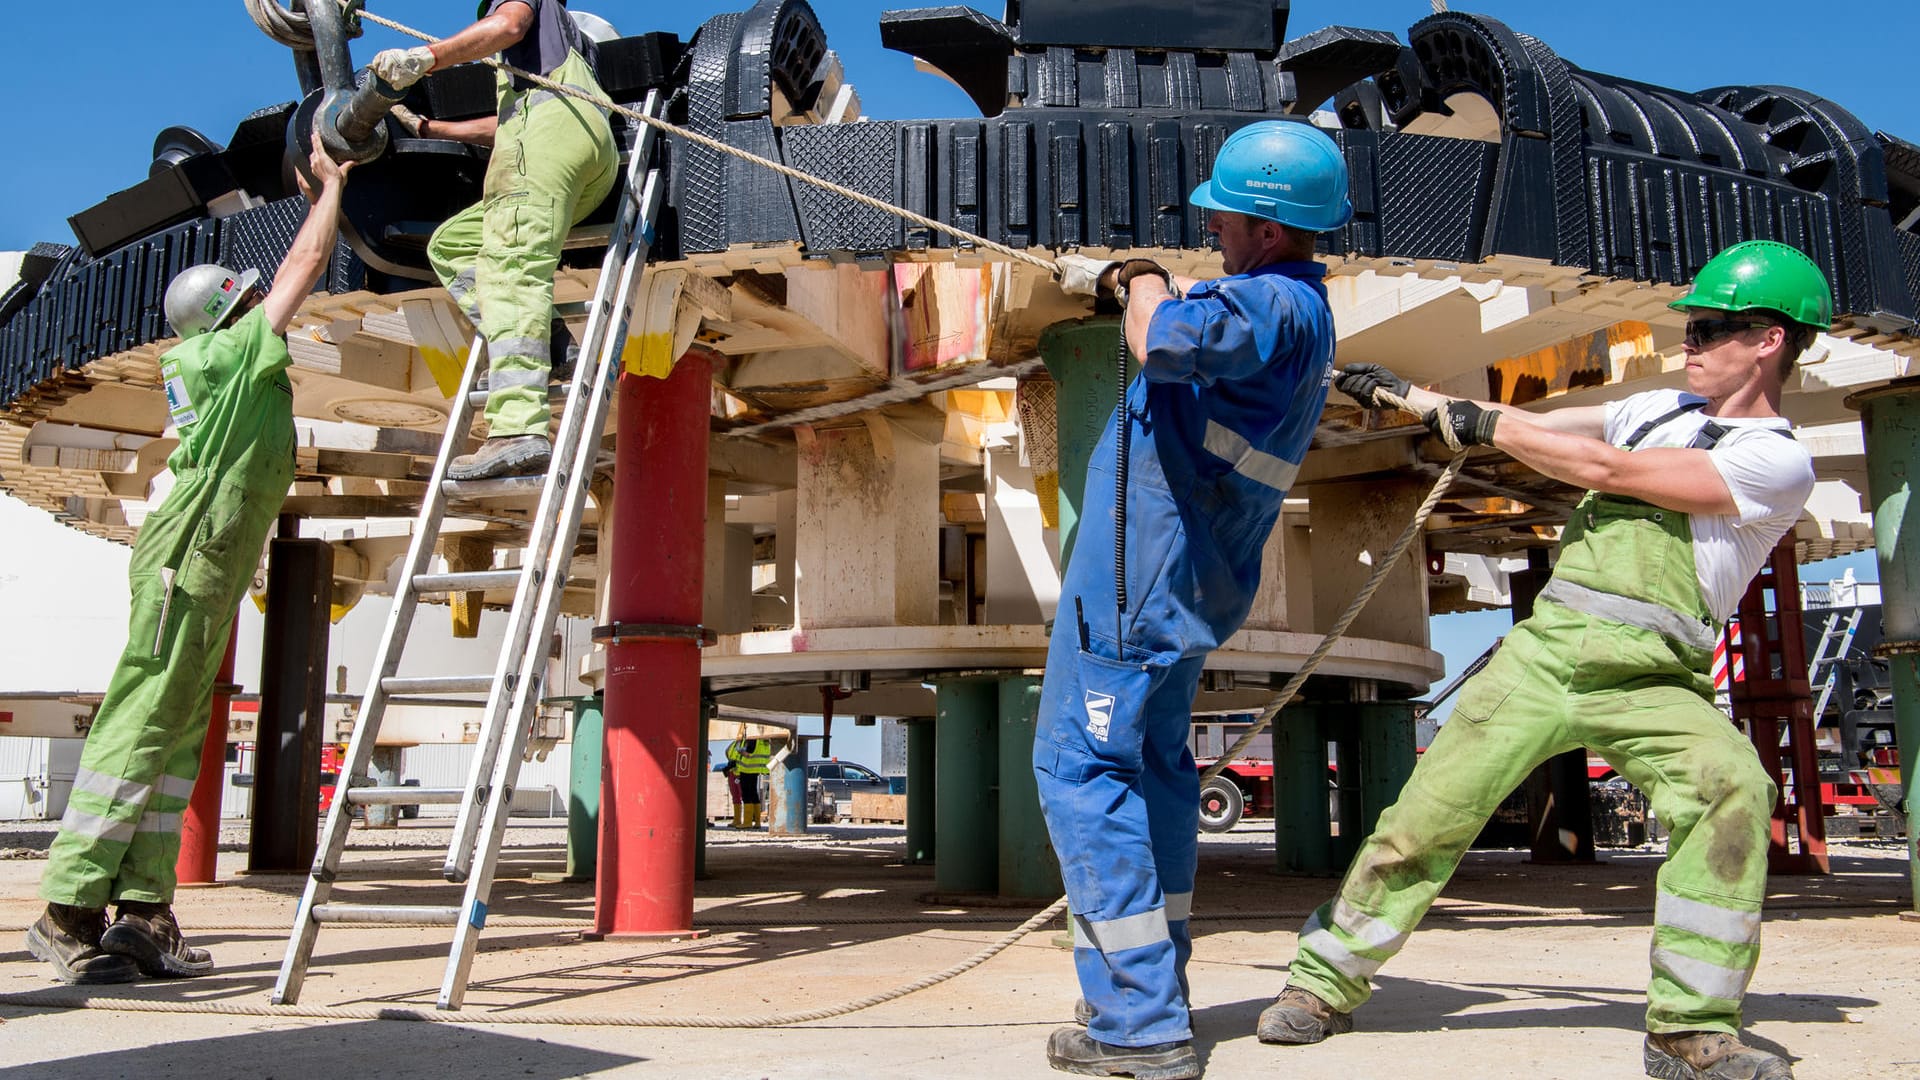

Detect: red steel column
[596, 350, 712, 936]
[177, 616, 239, 885]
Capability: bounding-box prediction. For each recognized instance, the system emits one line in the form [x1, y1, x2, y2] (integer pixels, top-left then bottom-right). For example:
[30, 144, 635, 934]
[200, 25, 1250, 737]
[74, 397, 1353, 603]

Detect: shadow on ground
[0, 1018, 642, 1079]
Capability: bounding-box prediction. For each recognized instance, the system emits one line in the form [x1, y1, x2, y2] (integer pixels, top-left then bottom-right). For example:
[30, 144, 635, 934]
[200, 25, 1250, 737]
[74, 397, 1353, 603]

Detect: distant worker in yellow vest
[374, 0, 618, 481]
[30, 139, 353, 985]
[726, 737, 773, 828]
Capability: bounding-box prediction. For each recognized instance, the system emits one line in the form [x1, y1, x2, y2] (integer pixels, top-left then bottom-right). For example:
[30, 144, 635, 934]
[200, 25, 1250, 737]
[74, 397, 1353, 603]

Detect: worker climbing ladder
[272, 90, 667, 1011]
[1807, 606, 1864, 721]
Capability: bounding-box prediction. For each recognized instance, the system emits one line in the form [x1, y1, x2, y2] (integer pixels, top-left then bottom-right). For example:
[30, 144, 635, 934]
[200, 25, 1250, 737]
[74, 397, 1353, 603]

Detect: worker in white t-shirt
[1261, 241, 1831, 1080]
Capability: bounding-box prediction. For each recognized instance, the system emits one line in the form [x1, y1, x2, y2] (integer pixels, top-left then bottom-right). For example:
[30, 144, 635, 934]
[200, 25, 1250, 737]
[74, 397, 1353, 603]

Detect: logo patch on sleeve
[161, 361, 198, 429]
[1084, 690, 1115, 742]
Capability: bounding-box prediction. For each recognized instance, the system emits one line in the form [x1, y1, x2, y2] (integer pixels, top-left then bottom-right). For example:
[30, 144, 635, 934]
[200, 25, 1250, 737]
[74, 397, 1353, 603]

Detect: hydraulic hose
[1113, 326, 1131, 639]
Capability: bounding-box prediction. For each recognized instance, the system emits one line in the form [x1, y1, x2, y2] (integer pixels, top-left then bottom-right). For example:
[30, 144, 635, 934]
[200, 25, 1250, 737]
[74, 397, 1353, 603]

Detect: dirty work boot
[1045, 1028, 1199, 1080]
[25, 903, 141, 984]
[448, 434, 551, 481]
[1074, 997, 1093, 1025]
[1644, 1031, 1793, 1080]
[1256, 986, 1353, 1045]
[99, 901, 215, 978]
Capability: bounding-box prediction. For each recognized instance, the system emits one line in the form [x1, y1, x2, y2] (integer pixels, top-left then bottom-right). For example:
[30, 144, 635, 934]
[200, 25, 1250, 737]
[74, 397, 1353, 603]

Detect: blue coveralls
[1033, 262, 1336, 1046]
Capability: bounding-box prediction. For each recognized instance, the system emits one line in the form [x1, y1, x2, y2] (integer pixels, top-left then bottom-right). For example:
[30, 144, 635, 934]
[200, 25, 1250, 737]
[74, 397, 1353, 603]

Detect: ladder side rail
[273, 334, 489, 1005]
[440, 92, 664, 880]
[442, 100, 668, 1007]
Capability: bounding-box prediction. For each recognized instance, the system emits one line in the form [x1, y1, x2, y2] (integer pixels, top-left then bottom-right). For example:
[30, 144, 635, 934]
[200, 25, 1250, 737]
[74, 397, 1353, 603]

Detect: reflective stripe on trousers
[1284, 496, 1773, 1037]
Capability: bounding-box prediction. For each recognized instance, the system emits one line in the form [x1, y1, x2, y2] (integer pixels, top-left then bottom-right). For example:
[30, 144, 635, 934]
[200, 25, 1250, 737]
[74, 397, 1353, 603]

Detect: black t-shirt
[485, 0, 594, 85]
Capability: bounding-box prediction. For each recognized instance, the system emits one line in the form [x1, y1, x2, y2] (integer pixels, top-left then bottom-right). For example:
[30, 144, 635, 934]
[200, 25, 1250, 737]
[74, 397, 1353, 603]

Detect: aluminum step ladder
[273, 90, 666, 1011]
[1807, 606, 1864, 722]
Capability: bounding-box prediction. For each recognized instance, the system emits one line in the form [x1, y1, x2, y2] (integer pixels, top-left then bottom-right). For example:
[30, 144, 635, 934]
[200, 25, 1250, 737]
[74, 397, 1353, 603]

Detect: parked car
[805, 760, 891, 818]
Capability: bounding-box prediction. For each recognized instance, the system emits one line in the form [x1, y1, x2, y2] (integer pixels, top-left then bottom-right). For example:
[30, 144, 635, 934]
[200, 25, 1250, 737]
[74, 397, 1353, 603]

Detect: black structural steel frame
[3, 0, 1918, 409]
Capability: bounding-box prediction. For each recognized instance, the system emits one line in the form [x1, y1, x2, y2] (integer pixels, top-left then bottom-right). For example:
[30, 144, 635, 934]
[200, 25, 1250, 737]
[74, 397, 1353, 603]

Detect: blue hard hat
[1190, 121, 1353, 232]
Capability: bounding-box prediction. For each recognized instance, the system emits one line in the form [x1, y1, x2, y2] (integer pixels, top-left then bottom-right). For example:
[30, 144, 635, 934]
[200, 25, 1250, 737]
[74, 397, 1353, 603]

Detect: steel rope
[244, 0, 316, 50]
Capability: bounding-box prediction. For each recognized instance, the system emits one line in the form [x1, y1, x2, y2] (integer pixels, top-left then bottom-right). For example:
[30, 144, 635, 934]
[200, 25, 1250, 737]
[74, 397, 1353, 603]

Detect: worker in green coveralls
[27, 139, 353, 984]
[376, 0, 618, 481]
[1259, 241, 1832, 1080]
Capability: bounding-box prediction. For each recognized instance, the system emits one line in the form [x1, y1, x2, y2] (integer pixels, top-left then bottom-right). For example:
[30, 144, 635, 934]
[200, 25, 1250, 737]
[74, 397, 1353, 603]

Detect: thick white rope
[1201, 400, 1459, 785]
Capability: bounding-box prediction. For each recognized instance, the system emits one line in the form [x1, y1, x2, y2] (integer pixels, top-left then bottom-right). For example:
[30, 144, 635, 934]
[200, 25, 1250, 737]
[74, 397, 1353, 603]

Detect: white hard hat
[163, 264, 261, 339]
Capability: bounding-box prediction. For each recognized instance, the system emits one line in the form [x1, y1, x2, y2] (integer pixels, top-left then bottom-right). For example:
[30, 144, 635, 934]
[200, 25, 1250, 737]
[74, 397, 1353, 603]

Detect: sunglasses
[1683, 317, 1768, 349]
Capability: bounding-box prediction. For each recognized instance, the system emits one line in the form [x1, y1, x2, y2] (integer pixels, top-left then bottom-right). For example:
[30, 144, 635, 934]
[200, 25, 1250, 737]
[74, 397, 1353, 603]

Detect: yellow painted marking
[622, 332, 678, 380]
[420, 347, 468, 399]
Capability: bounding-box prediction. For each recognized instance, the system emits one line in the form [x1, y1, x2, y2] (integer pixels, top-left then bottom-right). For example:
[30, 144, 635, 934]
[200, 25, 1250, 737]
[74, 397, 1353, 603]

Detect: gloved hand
[1333, 362, 1413, 410]
[388, 103, 426, 138]
[1056, 254, 1120, 298]
[1424, 399, 1500, 452]
[1114, 258, 1174, 305]
[371, 46, 437, 91]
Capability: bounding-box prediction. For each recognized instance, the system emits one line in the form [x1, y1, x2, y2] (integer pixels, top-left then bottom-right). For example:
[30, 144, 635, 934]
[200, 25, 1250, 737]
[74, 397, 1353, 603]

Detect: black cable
[1113, 326, 1131, 642]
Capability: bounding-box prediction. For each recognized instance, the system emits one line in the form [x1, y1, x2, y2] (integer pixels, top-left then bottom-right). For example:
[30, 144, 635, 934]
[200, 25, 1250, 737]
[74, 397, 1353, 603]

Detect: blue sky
[0, 1, 1905, 754]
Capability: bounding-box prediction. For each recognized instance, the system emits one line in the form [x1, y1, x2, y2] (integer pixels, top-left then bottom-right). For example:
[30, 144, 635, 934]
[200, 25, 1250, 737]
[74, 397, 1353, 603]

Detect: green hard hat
[1668, 240, 1833, 329]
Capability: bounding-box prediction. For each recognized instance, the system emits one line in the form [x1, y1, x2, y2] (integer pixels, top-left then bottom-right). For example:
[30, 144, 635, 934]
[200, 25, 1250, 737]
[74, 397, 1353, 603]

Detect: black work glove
[1423, 399, 1500, 452]
[1115, 259, 1175, 306]
[1332, 362, 1413, 410]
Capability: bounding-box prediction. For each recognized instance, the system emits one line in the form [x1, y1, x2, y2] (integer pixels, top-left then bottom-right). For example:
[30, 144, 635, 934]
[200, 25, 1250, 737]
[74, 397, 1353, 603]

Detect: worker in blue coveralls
[28, 138, 352, 984]
[1039, 120, 1351, 1080]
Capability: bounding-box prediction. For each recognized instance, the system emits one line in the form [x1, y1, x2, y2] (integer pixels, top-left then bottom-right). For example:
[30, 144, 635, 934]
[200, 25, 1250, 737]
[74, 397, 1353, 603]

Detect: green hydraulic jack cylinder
[906, 719, 936, 865]
[998, 675, 1062, 898]
[1040, 318, 1138, 571]
[695, 700, 711, 880]
[1850, 377, 1920, 910]
[933, 677, 1000, 894]
[535, 695, 603, 883]
[1273, 703, 1334, 875]
[1274, 700, 1419, 875]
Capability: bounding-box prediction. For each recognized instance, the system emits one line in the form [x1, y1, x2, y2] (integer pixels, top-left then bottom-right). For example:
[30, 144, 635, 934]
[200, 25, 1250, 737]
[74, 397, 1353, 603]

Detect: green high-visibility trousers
[41, 465, 286, 907]
[428, 50, 617, 439]
[1287, 494, 1776, 1035]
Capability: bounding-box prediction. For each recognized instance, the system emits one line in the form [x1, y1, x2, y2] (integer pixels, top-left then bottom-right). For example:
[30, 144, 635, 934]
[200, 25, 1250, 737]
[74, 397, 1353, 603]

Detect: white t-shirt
[1600, 389, 1814, 623]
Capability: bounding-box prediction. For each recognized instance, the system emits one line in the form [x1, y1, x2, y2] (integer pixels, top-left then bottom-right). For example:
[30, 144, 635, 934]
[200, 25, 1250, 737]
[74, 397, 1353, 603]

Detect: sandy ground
[0, 818, 1913, 1079]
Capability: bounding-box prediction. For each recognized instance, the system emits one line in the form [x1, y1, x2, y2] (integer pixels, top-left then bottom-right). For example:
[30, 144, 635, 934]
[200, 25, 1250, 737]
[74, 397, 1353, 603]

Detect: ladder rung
[342, 786, 466, 806]
[414, 570, 521, 594]
[441, 475, 551, 502]
[312, 904, 462, 926]
[381, 675, 494, 696]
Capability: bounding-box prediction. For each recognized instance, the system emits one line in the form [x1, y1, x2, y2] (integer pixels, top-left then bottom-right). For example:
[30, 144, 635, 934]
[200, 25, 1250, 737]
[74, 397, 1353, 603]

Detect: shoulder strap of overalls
[1621, 401, 1707, 449]
[1622, 400, 1797, 451]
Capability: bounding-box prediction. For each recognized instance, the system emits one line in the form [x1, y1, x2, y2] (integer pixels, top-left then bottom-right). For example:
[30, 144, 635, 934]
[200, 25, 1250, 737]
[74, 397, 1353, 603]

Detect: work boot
[1074, 997, 1093, 1025]
[448, 434, 551, 481]
[99, 900, 215, 978]
[1045, 1029, 1199, 1080]
[24, 903, 140, 984]
[1644, 1031, 1793, 1080]
[101, 895, 216, 972]
[1256, 986, 1353, 1045]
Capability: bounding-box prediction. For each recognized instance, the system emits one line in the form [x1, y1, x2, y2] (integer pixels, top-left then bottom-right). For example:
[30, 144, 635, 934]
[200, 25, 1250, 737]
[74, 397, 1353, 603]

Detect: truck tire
[1199, 776, 1244, 833]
